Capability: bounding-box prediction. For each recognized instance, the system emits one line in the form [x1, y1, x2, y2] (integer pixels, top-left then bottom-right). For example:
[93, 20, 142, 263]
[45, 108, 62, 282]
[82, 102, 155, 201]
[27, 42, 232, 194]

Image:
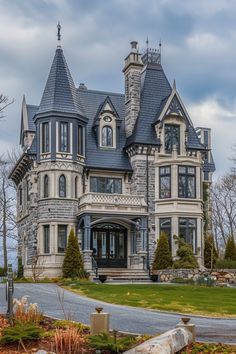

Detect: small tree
[224, 236, 236, 261]
[17, 256, 24, 278]
[204, 235, 218, 269]
[62, 229, 84, 278]
[173, 236, 198, 269]
[152, 232, 172, 270]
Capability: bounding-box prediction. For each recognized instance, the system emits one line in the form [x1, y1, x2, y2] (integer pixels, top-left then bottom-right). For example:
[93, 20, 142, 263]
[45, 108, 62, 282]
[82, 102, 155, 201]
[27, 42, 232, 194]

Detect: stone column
[83, 215, 92, 271]
[138, 217, 148, 269]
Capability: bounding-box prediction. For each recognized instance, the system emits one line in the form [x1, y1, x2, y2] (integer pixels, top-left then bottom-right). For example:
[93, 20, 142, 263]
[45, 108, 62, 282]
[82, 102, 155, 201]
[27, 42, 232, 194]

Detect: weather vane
[57, 21, 61, 42]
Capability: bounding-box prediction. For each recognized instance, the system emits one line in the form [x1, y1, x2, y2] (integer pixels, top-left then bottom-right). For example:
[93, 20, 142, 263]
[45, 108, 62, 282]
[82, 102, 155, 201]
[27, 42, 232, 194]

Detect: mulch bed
[181, 342, 236, 353]
[0, 315, 94, 354]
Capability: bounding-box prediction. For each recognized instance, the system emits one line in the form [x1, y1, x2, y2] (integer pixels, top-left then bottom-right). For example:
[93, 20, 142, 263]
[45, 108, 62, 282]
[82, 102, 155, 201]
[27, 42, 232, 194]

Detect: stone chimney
[123, 41, 144, 138]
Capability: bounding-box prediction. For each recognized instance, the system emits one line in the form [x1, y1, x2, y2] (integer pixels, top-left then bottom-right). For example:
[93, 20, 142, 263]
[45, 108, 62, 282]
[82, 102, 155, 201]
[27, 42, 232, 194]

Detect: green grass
[62, 280, 236, 317]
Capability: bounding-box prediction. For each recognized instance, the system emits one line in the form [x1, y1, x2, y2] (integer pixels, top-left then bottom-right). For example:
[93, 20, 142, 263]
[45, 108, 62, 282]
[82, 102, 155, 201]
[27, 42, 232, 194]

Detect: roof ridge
[78, 88, 124, 97]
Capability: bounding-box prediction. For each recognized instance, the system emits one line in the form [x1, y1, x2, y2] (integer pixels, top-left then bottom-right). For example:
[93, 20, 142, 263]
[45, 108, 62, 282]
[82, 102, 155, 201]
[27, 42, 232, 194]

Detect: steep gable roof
[37, 46, 84, 116]
[78, 88, 131, 171]
[126, 63, 172, 147]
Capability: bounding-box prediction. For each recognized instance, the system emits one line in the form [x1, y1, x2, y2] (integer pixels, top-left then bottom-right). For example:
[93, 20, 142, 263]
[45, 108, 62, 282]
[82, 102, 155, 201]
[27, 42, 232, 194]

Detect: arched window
[102, 126, 113, 147]
[59, 175, 66, 197]
[44, 175, 49, 198]
[75, 176, 78, 199]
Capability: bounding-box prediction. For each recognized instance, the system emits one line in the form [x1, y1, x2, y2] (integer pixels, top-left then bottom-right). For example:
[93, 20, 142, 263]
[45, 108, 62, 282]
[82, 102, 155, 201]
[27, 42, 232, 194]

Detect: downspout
[146, 147, 150, 270]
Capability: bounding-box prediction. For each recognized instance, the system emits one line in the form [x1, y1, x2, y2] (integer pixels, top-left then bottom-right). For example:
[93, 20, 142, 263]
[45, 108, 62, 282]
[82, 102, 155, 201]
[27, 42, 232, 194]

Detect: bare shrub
[13, 296, 43, 324]
[54, 326, 85, 354]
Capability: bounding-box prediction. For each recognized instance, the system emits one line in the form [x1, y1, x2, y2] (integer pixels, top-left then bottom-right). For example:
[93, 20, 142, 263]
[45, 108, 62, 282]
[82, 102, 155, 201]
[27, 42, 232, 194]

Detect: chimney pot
[130, 41, 138, 50]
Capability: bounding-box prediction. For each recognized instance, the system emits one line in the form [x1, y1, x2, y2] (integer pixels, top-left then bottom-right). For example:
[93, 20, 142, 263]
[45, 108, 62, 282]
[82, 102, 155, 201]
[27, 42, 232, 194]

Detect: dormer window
[165, 124, 180, 154]
[102, 126, 113, 147]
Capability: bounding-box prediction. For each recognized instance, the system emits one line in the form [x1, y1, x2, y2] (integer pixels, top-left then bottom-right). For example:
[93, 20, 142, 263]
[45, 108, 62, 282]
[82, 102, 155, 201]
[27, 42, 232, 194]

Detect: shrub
[0, 322, 43, 350]
[196, 276, 215, 287]
[0, 267, 6, 276]
[152, 232, 172, 270]
[17, 256, 24, 278]
[62, 229, 85, 278]
[88, 332, 136, 352]
[171, 277, 195, 285]
[54, 327, 85, 354]
[204, 235, 218, 269]
[215, 259, 236, 269]
[173, 236, 198, 269]
[224, 236, 236, 261]
[13, 296, 43, 324]
[54, 319, 89, 331]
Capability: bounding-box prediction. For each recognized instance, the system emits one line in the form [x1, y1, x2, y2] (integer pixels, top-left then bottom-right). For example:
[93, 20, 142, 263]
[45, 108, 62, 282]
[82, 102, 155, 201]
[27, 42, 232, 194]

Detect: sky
[0, 0, 236, 178]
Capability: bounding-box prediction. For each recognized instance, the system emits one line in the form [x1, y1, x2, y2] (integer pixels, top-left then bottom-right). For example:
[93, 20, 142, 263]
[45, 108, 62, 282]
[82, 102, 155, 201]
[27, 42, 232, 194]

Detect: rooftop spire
[57, 22, 61, 47]
[142, 38, 162, 65]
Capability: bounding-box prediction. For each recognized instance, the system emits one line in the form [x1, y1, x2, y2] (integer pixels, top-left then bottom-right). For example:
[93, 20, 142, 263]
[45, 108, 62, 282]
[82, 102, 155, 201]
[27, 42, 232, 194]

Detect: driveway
[0, 283, 236, 343]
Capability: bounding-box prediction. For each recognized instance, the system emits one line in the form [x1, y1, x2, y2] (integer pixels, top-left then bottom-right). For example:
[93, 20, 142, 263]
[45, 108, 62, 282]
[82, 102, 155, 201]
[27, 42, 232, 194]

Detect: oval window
[103, 116, 112, 122]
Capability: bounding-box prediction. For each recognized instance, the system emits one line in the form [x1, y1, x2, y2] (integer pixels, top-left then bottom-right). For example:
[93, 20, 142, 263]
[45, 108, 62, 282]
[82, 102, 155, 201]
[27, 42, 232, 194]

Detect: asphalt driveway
[0, 283, 236, 343]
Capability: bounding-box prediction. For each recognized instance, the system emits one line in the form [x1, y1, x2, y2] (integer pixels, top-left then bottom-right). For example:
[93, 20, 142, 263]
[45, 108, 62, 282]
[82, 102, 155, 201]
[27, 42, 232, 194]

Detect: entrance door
[91, 224, 127, 268]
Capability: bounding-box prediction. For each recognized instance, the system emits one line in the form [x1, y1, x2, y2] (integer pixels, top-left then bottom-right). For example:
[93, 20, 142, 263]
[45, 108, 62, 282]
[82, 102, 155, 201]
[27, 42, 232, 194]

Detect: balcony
[78, 192, 147, 216]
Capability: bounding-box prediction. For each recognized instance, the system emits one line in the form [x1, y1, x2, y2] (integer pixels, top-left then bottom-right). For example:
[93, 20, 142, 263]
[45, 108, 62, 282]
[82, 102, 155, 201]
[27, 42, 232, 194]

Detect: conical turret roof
[38, 46, 84, 116]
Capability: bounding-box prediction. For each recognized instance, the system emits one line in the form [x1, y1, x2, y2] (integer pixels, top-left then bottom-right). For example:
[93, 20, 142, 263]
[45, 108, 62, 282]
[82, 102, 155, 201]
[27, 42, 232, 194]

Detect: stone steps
[92, 268, 150, 281]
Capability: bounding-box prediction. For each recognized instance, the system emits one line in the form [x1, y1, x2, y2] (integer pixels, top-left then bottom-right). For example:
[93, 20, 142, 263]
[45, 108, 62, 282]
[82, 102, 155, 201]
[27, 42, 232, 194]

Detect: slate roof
[126, 63, 172, 146]
[78, 89, 132, 171]
[37, 47, 84, 116]
[26, 104, 37, 131]
[186, 126, 205, 150]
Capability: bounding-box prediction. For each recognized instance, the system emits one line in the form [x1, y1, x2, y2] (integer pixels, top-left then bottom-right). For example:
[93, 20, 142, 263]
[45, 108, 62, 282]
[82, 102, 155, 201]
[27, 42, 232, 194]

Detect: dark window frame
[26, 180, 30, 201]
[159, 166, 171, 199]
[102, 126, 113, 147]
[178, 166, 196, 199]
[59, 122, 69, 153]
[43, 225, 50, 254]
[90, 176, 122, 194]
[58, 225, 67, 253]
[19, 186, 22, 205]
[44, 175, 49, 198]
[59, 175, 66, 198]
[77, 125, 84, 155]
[42, 122, 50, 153]
[178, 218, 197, 253]
[164, 124, 180, 154]
[75, 176, 78, 199]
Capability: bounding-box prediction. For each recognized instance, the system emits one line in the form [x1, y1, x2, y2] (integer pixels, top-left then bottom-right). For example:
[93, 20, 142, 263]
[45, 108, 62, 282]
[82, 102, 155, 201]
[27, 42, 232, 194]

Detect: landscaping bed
[181, 342, 236, 353]
[62, 280, 236, 317]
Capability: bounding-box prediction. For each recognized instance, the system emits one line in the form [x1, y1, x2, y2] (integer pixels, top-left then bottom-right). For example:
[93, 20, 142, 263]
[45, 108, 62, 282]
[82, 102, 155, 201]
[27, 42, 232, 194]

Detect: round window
[103, 116, 112, 122]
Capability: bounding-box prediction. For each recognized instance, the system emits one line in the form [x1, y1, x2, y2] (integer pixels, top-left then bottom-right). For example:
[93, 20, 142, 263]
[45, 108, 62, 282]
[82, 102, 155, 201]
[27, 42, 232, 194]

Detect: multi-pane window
[44, 175, 49, 198]
[160, 218, 172, 250]
[43, 225, 50, 254]
[58, 225, 67, 253]
[178, 166, 196, 198]
[164, 124, 180, 154]
[179, 218, 197, 252]
[90, 177, 122, 194]
[102, 126, 113, 147]
[59, 122, 69, 152]
[159, 166, 171, 199]
[59, 175, 66, 197]
[78, 125, 84, 155]
[42, 122, 49, 153]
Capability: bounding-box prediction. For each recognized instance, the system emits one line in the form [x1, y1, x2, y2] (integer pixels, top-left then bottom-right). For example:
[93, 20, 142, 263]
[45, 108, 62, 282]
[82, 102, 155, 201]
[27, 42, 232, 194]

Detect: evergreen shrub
[152, 232, 172, 270]
[173, 236, 198, 269]
[62, 229, 85, 278]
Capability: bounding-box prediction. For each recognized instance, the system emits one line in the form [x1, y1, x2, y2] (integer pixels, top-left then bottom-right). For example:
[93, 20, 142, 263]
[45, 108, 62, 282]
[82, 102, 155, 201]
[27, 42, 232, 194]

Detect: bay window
[179, 218, 197, 252]
[159, 166, 171, 199]
[178, 166, 196, 198]
[165, 124, 180, 154]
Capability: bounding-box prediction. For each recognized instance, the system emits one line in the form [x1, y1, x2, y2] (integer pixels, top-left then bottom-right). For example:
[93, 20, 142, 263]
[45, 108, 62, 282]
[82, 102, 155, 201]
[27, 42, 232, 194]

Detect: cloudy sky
[0, 0, 236, 177]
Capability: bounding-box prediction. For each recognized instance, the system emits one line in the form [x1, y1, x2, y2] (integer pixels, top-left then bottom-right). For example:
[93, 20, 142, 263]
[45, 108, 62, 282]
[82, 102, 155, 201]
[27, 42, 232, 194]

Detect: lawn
[62, 281, 236, 317]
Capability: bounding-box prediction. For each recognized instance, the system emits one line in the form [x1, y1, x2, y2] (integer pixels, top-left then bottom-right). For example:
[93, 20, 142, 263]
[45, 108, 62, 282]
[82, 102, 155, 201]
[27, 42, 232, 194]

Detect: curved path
[0, 283, 236, 343]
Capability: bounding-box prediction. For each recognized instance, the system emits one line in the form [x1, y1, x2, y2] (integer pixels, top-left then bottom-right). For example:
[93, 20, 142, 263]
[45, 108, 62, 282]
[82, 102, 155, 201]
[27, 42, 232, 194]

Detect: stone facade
[155, 268, 236, 284]
[10, 39, 215, 278]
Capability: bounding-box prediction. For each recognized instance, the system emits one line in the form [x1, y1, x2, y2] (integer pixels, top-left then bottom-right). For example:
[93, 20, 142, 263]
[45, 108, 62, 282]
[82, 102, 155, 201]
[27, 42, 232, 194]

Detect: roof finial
[159, 39, 162, 64]
[57, 22, 61, 46]
[146, 35, 149, 53]
[173, 79, 176, 90]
